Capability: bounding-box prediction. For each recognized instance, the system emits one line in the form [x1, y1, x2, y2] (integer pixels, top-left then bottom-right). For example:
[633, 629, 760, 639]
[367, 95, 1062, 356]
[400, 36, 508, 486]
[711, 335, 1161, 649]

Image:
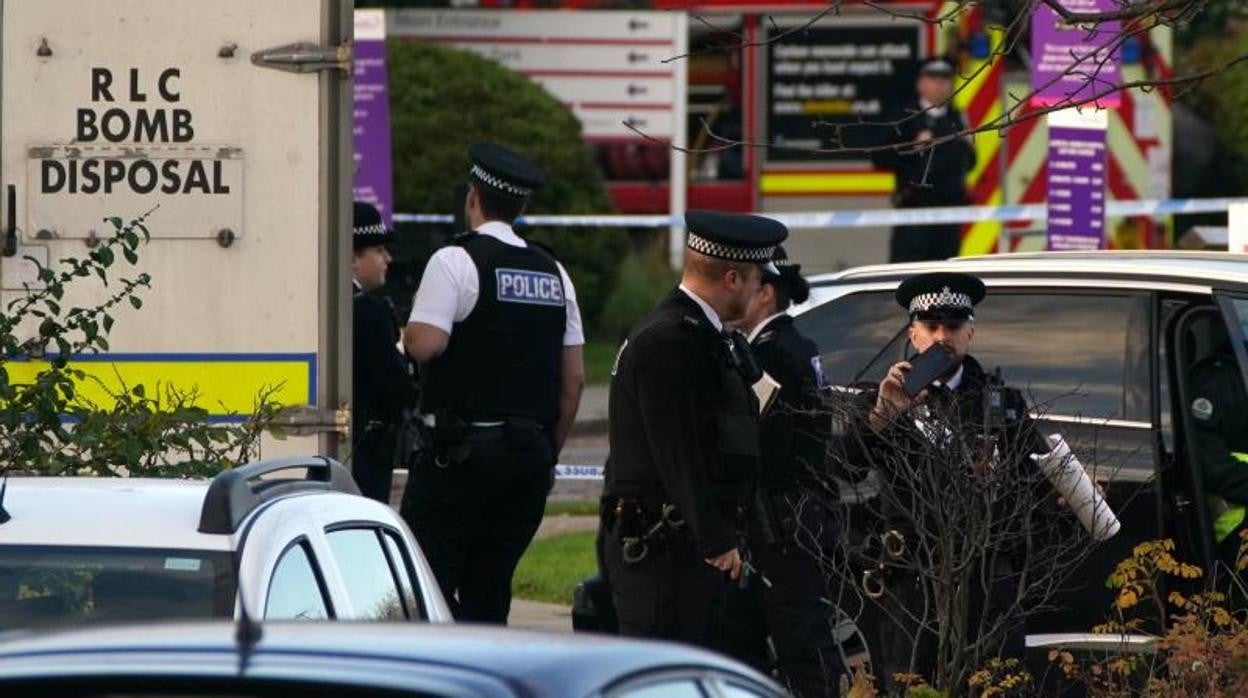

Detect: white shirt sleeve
[408, 247, 479, 333]
[558, 262, 585, 347]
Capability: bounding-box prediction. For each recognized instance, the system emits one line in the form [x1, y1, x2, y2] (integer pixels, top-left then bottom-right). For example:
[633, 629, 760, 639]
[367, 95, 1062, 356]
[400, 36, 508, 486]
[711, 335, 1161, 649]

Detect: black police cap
[468, 142, 544, 198]
[895, 271, 986, 322]
[761, 245, 810, 304]
[684, 210, 788, 263]
[353, 201, 393, 252]
[919, 57, 955, 78]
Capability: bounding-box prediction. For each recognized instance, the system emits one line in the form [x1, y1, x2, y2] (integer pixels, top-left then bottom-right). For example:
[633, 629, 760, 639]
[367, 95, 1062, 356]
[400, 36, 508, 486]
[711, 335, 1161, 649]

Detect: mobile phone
[902, 344, 959, 398]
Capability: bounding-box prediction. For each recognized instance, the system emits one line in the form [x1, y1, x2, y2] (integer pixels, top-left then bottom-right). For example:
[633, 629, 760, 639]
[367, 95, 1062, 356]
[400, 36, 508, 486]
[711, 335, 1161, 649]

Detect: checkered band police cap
[470, 164, 533, 198]
[467, 142, 544, 199]
[352, 201, 393, 251]
[894, 271, 986, 320]
[684, 210, 788, 263]
[687, 231, 777, 262]
[908, 287, 973, 315]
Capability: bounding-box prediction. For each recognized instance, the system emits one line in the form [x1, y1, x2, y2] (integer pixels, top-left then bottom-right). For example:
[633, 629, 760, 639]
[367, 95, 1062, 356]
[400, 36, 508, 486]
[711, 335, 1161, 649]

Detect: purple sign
[1046, 114, 1107, 251]
[353, 10, 394, 227]
[1030, 0, 1121, 108]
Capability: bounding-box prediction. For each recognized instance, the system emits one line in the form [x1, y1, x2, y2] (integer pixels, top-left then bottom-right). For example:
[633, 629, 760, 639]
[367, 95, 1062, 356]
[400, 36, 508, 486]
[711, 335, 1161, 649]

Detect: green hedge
[388, 41, 628, 334]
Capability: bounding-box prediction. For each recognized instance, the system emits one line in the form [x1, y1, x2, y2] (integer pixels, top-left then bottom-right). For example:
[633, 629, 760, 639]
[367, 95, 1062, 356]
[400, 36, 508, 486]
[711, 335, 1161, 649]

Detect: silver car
[794, 250, 1248, 652]
[0, 457, 453, 629]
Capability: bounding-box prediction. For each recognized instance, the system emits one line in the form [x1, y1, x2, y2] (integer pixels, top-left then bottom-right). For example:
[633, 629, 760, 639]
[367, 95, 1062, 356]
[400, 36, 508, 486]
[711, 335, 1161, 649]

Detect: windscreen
[0, 545, 236, 630]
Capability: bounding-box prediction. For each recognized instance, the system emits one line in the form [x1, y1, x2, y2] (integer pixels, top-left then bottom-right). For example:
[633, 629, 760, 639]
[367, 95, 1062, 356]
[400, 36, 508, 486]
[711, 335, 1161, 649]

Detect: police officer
[400, 142, 586, 624]
[600, 210, 786, 650]
[874, 58, 977, 263]
[841, 272, 1046, 690]
[732, 246, 846, 696]
[352, 201, 419, 504]
[1187, 348, 1248, 568]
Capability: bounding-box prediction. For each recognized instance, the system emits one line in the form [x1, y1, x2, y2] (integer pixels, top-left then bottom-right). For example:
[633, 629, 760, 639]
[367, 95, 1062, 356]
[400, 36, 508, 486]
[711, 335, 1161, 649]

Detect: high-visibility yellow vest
[1211, 453, 1248, 543]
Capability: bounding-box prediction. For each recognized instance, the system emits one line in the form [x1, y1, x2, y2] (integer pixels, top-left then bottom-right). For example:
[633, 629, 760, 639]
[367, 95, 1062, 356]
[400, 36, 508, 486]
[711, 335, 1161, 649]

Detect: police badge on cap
[895, 271, 986, 322]
[353, 201, 393, 252]
[468, 142, 544, 199]
[684, 210, 788, 266]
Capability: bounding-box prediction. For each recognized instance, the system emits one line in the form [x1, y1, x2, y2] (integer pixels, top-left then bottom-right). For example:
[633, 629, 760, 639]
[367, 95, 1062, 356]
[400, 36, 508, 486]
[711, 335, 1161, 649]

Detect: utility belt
[602, 495, 688, 564]
[418, 409, 547, 468]
[856, 528, 912, 600]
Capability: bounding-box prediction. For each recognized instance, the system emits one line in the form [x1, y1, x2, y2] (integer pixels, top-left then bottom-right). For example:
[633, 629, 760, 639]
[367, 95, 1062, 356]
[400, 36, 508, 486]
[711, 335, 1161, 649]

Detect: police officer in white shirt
[400, 142, 586, 624]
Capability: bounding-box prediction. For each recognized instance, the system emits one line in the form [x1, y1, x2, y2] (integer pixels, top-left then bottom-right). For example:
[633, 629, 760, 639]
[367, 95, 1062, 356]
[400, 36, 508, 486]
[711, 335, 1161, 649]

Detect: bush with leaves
[1050, 534, 1248, 697]
[0, 214, 277, 478]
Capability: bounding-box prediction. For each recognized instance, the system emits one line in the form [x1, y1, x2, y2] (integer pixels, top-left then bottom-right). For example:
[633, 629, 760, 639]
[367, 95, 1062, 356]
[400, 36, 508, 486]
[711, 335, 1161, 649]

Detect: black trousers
[868, 557, 1024, 692]
[600, 524, 731, 651]
[352, 427, 397, 505]
[889, 223, 962, 263]
[400, 423, 552, 624]
[723, 495, 848, 697]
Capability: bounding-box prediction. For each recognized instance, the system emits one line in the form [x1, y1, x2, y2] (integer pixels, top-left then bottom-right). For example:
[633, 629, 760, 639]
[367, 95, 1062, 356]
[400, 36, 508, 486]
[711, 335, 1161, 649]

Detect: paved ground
[510, 599, 575, 633]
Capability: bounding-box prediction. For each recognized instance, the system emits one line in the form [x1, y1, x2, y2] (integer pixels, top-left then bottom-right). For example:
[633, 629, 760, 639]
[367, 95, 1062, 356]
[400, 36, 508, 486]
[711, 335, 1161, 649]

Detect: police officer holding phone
[841, 271, 1045, 690]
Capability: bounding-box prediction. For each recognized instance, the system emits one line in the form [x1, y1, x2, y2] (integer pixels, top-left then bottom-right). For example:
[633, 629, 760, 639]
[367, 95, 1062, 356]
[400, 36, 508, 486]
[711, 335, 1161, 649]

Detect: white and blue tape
[393, 197, 1247, 230]
[553, 463, 605, 481]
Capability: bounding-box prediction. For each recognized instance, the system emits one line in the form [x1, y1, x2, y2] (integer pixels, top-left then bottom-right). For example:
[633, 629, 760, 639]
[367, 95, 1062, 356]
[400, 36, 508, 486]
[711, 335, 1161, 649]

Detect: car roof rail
[198, 456, 361, 534]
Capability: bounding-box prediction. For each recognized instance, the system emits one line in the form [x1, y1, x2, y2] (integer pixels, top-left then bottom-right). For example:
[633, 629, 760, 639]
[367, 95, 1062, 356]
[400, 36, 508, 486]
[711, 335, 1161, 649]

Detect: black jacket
[837, 355, 1047, 536]
[751, 315, 829, 492]
[604, 289, 760, 558]
[874, 100, 976, 208]
[353, 285, 419, 445]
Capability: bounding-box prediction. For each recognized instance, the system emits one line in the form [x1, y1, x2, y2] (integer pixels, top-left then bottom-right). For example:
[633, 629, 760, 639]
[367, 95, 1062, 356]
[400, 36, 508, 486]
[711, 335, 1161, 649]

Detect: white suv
[0, 457, 452, 629]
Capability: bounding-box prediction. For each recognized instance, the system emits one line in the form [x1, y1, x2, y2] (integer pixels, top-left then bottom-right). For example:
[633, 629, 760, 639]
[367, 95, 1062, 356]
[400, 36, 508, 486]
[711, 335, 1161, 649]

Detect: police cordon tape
[394, 197, 1247, 229]
[395, 464, 605, 481]
[554, 463, 606, 481]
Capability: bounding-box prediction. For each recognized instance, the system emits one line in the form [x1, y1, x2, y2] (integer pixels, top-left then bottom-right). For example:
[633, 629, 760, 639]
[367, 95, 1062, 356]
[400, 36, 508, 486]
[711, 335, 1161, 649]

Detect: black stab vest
[421, 234, 566, 427]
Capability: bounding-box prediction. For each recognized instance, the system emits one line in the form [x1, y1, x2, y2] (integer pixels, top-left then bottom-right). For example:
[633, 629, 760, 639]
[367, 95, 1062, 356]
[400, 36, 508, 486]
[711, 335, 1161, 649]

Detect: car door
[1164, 291, 1248, 574]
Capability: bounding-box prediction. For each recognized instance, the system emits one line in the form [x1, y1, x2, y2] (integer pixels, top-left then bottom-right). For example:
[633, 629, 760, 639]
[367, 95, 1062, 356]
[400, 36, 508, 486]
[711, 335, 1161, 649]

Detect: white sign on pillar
[1230, 202, 1248, 254]
[389, 9, 691, 269]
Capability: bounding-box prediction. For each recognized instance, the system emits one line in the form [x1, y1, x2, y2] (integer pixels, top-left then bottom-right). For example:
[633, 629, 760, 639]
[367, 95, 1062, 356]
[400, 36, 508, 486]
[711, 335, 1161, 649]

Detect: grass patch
[583, 340, 619, 386]
[512, 531, 597, 605]
[544, 499, 600, 517]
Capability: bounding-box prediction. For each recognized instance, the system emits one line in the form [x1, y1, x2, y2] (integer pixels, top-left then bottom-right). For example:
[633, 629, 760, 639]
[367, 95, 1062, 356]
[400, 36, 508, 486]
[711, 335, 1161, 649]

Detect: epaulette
[756, 329, 777, 345]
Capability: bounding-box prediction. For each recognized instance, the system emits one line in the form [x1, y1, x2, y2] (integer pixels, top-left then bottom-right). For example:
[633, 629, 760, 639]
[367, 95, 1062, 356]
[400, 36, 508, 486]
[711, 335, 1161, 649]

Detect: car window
[973, 292, 1151, 420]
[325, 529, 406, 621]
[0, 546, 234, 631]
[265, 541, 330, 621]
[795, 289, 907, 386]
[1225, 297, 1248, 356]
[382, 530, 424, 620]
[798, 289, 1151, 420]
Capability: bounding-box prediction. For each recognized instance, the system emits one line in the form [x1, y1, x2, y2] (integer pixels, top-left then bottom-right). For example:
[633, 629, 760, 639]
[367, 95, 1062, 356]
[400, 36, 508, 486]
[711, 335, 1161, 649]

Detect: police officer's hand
[872, 361, 924, 431]
[705, 548, 743, 580]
